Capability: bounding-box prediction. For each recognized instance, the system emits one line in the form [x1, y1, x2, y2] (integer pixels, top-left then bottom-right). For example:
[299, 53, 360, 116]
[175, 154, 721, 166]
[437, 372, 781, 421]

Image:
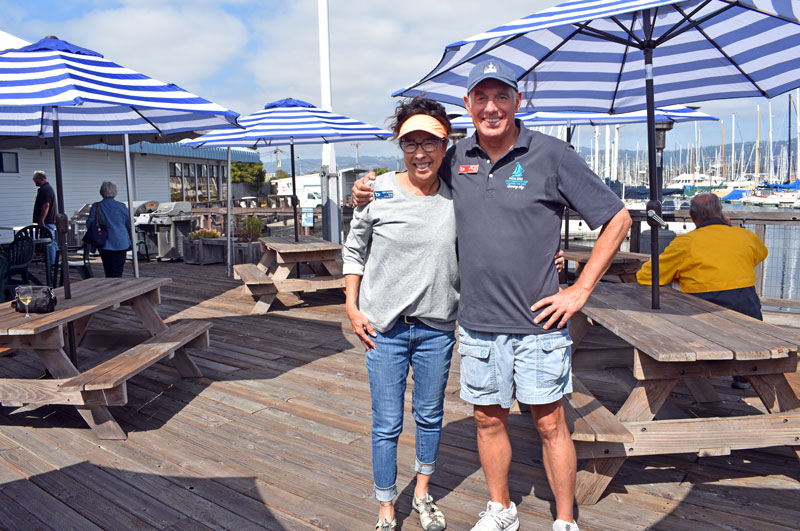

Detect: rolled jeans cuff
[415, 458, 436, 476]
[373, 483, 397, 502]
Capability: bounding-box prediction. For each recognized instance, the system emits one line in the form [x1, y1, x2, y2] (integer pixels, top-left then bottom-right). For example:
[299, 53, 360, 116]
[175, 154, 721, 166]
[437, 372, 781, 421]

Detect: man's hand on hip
[531, 283, 591, 330]
[352, 172, 376, 207]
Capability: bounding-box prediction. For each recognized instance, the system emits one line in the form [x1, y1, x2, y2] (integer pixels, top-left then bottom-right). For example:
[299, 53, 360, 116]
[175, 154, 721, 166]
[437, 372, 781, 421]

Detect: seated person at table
[636, 192, 768, 388]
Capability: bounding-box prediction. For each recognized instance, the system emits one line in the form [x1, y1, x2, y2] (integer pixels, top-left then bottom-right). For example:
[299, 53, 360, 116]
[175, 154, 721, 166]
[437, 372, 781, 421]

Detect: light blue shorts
[458, 325, 573, 408]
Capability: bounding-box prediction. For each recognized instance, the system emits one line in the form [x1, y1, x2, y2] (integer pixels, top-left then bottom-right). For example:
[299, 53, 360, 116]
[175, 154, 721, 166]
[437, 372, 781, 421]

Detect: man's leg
[531, 400, 576, 523]
[475, 404, 511, 507]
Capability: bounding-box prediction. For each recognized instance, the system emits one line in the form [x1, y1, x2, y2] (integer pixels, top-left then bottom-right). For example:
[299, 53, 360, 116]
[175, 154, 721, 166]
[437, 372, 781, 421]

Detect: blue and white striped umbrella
[394, 0, 800, 114]
[0, 37, 239, 145]
[394, 0, 800, 309]
[185, 98, 391, 148]
[0, 36, 240, 292]
[450, 105, 718, 128]
[186, 98, 391, 242]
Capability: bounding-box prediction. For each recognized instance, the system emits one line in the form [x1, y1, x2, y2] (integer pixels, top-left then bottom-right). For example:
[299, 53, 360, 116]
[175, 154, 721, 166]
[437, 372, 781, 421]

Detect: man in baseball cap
[353, 57, 631, 531]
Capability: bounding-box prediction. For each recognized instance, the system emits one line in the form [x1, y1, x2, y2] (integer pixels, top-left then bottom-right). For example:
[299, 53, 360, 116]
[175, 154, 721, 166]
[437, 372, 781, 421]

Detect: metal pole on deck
[51, 108, 77, 364]
[123, 134, 139, 278]
[643, 11, 661, 310]
[226, 147, 233, 277]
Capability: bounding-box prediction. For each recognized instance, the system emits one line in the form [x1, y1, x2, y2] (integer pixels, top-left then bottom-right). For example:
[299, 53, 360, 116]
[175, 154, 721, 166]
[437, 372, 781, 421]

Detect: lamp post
[654, 120, 674, 200]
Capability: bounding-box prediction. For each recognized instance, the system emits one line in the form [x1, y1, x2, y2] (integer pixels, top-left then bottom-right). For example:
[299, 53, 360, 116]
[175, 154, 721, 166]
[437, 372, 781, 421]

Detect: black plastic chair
[0, 250, 9, 302]
[6, 235, 34, 285]
[54, 242, 94, 286]
[14, 224, 54, 285]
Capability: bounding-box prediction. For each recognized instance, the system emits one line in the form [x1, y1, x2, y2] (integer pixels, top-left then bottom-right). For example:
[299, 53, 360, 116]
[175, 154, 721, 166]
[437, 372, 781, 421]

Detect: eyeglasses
[398, 138, 446, 154]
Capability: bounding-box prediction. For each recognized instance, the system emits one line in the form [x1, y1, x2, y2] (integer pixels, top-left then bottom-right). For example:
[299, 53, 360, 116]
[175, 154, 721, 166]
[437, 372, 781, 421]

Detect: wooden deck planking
[0, 259, 798, 530]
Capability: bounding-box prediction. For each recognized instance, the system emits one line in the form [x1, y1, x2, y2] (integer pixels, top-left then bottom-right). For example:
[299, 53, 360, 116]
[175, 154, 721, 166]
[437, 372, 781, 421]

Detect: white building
[0, 142, 260, 228]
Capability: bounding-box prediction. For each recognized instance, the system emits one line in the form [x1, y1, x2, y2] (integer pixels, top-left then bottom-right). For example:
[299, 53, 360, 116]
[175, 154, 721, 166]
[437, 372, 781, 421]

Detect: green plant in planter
[188, 228, 222, 240]
[239, 216, 263, 243]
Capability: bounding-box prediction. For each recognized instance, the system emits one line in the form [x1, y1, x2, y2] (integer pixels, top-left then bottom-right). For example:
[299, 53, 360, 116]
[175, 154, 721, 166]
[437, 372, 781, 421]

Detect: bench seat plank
[234, 264, 273, 285]
[566, 376, 634, 443]
[59, 320, 211, 392]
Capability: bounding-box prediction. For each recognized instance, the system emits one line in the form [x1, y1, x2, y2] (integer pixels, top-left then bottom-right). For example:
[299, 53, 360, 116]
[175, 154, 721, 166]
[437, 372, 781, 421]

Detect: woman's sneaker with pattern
[412, 493, 446, 531]
[470, 501, 519, 531]
[375, 517, 396, 531]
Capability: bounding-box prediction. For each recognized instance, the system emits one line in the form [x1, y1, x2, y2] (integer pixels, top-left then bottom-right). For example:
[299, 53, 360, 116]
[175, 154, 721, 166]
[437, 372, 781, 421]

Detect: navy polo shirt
[441, 121, 624, 334]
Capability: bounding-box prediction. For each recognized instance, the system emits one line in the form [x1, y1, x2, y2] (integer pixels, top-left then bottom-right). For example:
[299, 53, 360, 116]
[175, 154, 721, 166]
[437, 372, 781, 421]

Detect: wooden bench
[234, 263, 278, 313]
[564, 375, 634, 443]
[59, 320, 211, 394]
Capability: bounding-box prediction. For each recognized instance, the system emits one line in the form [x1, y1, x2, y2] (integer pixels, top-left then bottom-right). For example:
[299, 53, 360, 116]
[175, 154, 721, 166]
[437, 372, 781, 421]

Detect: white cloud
[47, 5, 248, 90]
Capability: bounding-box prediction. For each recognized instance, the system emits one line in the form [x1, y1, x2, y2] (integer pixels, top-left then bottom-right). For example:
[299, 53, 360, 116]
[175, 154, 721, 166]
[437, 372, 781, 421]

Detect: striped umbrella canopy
[450, 105, 718, 128]
[185, 98, 391, 148]
[0, 37, 239, 147]
[186, 98, 391, 242]
[394, 0, 800, 309]
[0, 36, 239, 332]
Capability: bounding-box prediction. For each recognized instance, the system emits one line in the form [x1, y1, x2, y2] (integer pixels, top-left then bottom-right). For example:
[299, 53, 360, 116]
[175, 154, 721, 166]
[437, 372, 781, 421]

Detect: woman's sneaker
[470, 501, 519, 531]
[375, 517, 396, 531]
[412, 493, 446, 531]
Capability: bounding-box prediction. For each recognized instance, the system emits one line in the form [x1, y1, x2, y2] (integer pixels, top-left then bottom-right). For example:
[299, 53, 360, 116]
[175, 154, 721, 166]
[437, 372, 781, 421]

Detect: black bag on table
[82, 202, 108, 248]
[12, 286, 57, 313]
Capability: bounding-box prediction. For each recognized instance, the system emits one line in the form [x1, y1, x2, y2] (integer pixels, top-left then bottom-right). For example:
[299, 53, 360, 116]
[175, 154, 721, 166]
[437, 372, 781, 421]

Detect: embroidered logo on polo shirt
[505, 162, 528, 190]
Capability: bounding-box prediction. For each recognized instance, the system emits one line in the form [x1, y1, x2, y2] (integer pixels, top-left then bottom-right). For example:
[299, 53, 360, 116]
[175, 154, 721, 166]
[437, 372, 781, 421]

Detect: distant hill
[263, 140, 797, 175]
[264, 155, 401, 174]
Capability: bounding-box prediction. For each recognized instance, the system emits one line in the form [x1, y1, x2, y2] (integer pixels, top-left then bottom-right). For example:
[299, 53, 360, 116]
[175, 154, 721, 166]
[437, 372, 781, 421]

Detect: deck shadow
[0, 460, 291, 530]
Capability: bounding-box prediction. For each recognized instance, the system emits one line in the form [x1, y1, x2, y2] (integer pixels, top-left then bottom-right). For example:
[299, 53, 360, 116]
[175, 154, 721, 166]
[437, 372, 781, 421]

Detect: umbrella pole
[52, 108, 78, 364]
[290, 140, 299, 242]
[123, 134, 139, 278]
[226, 147, 232, 277]
[643, 13, 660, 310]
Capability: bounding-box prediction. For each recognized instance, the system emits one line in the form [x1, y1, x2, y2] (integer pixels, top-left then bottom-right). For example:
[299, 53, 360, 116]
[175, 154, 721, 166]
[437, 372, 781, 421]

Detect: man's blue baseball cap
[467, 59, 519, 93]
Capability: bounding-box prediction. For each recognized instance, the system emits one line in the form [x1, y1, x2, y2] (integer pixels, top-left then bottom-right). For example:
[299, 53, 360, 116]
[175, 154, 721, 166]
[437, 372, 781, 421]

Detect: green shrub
[239, 216, 263, 242]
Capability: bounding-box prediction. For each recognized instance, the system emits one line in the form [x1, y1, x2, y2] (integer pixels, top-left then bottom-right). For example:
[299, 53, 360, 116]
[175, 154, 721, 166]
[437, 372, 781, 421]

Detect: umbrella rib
[608, 15, 640, 114]
[518, 26, 583, 95]
[130, 107, 164, 136]
[576, 20, 641, 48]
[655, 1, 726, 46]
[671, 3, 769, 98]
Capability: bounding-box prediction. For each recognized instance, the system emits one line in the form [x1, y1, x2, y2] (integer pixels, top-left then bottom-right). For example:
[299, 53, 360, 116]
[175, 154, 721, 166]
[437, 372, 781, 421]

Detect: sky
[2, 0, 797, 170]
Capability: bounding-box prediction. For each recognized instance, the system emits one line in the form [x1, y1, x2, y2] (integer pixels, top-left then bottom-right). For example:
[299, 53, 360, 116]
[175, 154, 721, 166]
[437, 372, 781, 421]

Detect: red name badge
[459, 165, 479, 174]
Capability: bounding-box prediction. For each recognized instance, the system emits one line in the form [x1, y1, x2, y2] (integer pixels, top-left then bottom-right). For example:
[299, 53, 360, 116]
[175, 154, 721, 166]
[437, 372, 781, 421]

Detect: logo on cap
[484, 62, 498, 74]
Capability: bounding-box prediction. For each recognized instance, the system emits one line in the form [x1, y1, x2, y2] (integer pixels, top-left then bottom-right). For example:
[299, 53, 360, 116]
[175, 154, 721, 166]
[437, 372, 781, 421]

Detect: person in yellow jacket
[637, 193, 768, 388]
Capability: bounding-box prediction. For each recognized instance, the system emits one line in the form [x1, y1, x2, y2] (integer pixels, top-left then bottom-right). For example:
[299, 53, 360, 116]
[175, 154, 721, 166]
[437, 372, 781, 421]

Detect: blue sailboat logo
[506, 162, 528, 190]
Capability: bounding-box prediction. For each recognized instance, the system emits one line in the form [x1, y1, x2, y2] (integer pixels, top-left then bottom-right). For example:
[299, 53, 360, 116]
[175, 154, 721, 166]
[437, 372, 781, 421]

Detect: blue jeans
[366, 319, 455, 502]
[45, 223, 57, 269]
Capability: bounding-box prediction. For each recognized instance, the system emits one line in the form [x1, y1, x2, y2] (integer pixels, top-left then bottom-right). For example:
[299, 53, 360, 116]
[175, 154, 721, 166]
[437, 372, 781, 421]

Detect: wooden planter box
[233, 241, 262, 265]
[183, 238, 227, 265]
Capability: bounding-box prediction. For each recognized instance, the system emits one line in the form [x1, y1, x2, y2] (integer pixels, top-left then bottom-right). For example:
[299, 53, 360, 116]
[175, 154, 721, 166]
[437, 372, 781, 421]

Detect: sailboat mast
[788, 93, 793, 183]
[721, 120, 726, 182]
[768, 100, 774, 183]
[731, 114, 736, 181]
[756, 105, 761, 181]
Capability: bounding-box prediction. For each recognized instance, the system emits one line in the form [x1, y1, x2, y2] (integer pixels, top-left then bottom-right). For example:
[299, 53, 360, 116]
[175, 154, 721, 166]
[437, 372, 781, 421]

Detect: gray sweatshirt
[342, 171, 459, 333]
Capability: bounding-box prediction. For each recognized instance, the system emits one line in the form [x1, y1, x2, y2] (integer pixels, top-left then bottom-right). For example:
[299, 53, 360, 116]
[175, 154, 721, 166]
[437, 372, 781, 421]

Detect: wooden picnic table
[563, 243, 649, 283]
[565, 282, 800, 505]
[234, 235, 345, 314]
[0, 277, 211, 439]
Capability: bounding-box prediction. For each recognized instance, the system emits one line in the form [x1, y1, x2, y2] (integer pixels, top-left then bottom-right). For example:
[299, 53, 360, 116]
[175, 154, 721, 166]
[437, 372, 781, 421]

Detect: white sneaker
[553, 519, 580, 531]
[470, 501, 519, 531]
